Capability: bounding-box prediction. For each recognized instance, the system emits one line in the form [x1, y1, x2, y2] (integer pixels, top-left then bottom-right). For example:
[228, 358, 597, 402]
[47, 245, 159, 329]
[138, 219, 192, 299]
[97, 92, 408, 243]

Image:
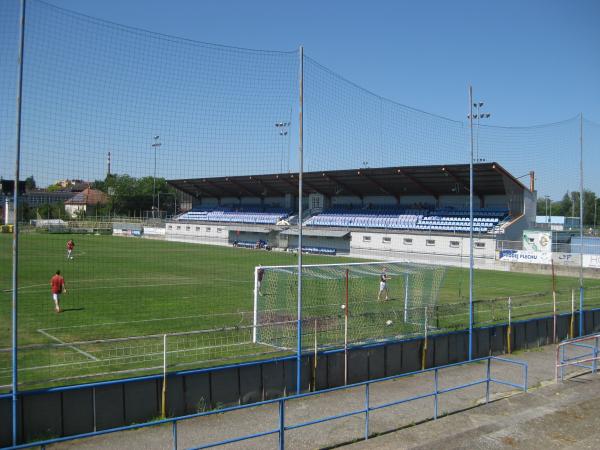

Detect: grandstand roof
[168, 162, 526, 200]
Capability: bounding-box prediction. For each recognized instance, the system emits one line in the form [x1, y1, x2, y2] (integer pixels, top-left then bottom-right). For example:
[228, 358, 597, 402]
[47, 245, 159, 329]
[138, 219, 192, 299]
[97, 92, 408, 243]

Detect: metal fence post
[593, 337, 598, 374]
[279, 399, 285, 450]
[485, 358, 491, 403]
[433, 368, 439, 419]
[364, 383, 370, 440]
[561, 344, 565, 381]
[507, 297, 512, 354]
[172, 421, 177, 450]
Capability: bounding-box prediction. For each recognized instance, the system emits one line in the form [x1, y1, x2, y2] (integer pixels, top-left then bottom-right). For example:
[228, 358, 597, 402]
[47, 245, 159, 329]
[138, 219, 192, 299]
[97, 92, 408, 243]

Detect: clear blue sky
[1, 0, 599, 198]
[44, 0, 600, 125]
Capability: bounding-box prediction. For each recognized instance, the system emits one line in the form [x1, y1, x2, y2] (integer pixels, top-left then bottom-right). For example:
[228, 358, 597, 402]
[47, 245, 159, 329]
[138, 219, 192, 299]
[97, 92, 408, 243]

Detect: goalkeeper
[377, 267, 390, 301]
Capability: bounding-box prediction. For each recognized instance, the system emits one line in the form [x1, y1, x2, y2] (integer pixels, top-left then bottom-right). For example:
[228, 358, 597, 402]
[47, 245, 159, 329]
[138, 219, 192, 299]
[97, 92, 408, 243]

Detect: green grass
[0, 232, 598, 391]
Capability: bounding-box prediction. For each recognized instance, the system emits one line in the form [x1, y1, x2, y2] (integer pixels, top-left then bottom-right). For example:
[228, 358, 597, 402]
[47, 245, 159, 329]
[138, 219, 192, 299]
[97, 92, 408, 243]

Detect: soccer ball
[386, 320, 393, 326]
[340, 304, 346, 310]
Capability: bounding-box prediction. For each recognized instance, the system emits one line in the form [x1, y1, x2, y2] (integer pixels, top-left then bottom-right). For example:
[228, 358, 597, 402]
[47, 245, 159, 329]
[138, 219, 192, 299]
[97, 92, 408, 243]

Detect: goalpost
[252, 260, 446, 352]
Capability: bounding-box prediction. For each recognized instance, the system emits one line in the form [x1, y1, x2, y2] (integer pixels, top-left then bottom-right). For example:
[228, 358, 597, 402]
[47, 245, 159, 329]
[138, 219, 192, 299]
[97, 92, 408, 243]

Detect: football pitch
[1, 233, 599, 391]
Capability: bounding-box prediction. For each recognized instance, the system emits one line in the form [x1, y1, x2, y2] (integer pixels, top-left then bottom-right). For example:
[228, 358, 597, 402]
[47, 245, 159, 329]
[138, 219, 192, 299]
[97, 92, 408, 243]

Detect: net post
[344, 268, 349, 385]
[579, 112, 584, 337]
[313, 319, 317, 391]
[552, 259, 557, 344]
[161, 334, 167, 418]
[507, 297, 512, 354]
[12, 0, 27, 445]
[468, 85, 474, 361]
[421, 306, 429, 370]
[296, 44, 304, 395]
[570, 289, 575, 338]
[403, 272, 409, 322]
[252, 266, 259, 343]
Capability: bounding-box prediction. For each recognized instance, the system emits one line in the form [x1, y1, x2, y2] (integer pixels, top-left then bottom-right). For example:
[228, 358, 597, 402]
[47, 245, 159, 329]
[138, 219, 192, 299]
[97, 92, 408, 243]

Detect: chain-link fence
[1, 0, 600, 400]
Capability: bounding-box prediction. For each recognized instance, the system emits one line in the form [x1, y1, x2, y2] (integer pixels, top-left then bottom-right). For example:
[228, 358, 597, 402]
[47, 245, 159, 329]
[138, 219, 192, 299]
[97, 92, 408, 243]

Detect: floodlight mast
[12, 0, 26, 445]
[296, 45, 304, 395]
[152, 135, 161, 218]
[467, 86, 474, 361]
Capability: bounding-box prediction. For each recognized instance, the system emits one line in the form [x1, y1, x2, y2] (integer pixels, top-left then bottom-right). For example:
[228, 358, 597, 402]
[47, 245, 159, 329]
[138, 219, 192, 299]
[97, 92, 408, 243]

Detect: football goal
[253, 261, 446, 351]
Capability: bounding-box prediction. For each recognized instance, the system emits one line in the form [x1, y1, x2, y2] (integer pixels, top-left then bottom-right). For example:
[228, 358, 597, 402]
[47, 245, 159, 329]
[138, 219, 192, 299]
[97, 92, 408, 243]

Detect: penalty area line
[37, 329, 99, 361]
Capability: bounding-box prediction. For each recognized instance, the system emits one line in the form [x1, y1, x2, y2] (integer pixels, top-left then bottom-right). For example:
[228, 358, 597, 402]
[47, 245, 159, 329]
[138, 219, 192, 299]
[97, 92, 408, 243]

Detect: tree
[556, 192, 572, 217]
[24, 176, 36, 191]
[92, 173, 177, 216]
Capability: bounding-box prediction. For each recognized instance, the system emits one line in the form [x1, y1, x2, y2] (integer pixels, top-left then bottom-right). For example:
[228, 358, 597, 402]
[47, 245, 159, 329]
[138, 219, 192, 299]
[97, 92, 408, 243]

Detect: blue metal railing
[7, 356, 527, 450]
[556, 333, 600, 381]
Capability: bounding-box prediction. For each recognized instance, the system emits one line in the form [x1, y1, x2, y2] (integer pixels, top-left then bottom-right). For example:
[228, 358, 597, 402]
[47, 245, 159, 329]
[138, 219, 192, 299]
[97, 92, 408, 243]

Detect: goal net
[253, 261, 446, 351]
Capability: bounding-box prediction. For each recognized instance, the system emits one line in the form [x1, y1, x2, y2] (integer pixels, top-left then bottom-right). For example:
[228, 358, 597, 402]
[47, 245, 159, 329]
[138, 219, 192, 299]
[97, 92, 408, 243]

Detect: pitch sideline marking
[5, 276, 253, 294]
[40, 310, 251, 332]
[37, 329, 99, 361]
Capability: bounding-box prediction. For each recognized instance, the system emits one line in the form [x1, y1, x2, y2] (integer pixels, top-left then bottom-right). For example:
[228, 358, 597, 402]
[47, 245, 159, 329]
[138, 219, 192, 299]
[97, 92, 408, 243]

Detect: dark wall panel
[327, 352, 345, 388]
[262, 362, 285, 400]
[0, 397, 14, 447]
[525, 321, 538, 349]
[513, 322, 525, 352]
[347, 349, 369, 384]
[447, 334, 460, 364]
[184, 372, 211, 414]
[314, 354, 328, 391]
[282, 359, 311, 395]
[62, 389, 94, 436]
[95, 384, 125, 431]
[385, 343, 402, 376]
[557, 315, 570, 341]
[211, 368, 239, 408]
[124, 380, 159, 425]
[474, 328, 490, 358]
[594, 311, 600, 332]
[433, 335, 449, 367]
[239, 365, 262, 404]
[165, 375, 185, 417]
[401, 340, 421, 373]
[584, 312, 594, 335]
[22, 392, 62, 442]
[284, 357, 312, 393]
[368, 347, 385, 380]
[490, 326, 504, 355]
[538, 318, 551, 346]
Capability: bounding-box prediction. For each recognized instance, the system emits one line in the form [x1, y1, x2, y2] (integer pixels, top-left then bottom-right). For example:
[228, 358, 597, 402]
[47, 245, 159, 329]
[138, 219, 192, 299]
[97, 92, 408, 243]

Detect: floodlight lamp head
[154, 135, 160, 140]
[478, 102, 484, 107]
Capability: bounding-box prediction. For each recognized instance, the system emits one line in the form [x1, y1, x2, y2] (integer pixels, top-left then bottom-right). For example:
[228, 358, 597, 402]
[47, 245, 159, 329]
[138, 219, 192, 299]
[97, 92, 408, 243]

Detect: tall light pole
[545, 195, 550, 228]
[467, 86, 475, 360]
[275, 121, 290, 173]
[594, 198, 599, 233]
[473, 102, 491, 162]
[152, 135, 161, 218]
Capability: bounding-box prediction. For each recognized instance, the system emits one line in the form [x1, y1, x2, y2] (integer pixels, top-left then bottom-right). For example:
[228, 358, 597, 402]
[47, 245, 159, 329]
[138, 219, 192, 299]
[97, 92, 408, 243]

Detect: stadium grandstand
[167, 162, 536, 263]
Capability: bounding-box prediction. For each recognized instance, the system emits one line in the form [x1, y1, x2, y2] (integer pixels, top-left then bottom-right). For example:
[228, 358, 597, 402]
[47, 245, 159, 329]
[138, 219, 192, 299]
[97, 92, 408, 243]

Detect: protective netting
[254, 262, 446, 350]
[0, 0, 599, 394]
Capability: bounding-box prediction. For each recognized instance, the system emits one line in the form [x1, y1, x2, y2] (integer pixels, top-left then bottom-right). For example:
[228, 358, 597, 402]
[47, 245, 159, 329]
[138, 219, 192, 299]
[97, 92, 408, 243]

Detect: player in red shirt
[50, 270, 67, 313]
[66, 239, 75, 260]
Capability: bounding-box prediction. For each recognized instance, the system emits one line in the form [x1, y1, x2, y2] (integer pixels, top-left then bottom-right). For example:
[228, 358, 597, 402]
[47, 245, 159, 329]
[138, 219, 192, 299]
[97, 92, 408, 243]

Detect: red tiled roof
[64, 188, 108, 205]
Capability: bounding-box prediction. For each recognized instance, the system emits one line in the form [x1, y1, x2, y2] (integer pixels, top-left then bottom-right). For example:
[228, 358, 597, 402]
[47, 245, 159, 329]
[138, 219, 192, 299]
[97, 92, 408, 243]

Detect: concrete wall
[350, 231, 496, 259]
[4, 310, 600, 447]
[166, 222, 229, 246]
[286, 235, 351, 252]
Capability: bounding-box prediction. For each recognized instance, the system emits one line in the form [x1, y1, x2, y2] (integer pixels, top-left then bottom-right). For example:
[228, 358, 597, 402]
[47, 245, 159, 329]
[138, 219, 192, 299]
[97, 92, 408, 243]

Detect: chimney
[529, 171, 535, 192]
